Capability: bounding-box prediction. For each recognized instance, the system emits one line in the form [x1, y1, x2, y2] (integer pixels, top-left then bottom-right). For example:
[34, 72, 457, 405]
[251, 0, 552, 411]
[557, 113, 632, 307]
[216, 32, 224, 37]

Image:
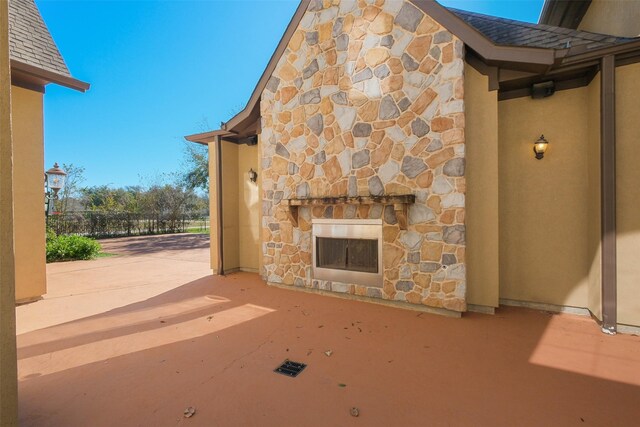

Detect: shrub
[46, 234, 101, 262]
[46, 226, 57, 242]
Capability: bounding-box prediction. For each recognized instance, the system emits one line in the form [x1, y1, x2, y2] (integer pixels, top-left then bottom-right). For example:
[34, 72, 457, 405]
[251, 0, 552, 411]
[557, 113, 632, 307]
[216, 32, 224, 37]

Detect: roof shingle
[449, 7, 636, 51]
[8, 0, 71, 77]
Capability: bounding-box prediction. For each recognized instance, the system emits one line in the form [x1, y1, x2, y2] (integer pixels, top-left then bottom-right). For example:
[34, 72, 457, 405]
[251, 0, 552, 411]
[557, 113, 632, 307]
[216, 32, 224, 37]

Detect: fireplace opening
[316, 237, 378, 273]
[312, 219, 383, 287]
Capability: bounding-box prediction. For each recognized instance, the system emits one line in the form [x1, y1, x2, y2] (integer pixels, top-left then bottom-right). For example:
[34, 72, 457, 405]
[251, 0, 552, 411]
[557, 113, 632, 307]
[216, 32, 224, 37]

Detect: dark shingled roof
[8, 0, 71, 77]
[450, 7, 636, 51]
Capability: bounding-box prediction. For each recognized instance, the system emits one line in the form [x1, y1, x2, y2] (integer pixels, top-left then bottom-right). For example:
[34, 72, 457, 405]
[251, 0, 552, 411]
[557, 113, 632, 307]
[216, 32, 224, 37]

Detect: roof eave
[185, 129, 236, 145]
[562, 38, 640, 64]
[413, 1, 558, 70]
[10, 59, 90, 92]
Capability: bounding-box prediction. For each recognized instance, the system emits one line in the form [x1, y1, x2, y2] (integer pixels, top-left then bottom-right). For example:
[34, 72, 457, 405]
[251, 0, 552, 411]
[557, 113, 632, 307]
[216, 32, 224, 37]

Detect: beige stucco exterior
[1, 0, 19, 422]
[464, 64, 499, 308]
[616, 62, 640, 327]
[11, 85, 46, 303]
[216, 140, 261, 273]
[237, 143, 260, 272]
[498, 86, 598, 309]
[464, 66, 604, 316]
[578, 0, 640, 38]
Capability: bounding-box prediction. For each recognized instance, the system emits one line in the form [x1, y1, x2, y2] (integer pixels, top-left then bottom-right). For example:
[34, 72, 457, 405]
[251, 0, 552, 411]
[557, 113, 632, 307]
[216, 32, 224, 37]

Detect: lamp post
[44, 163, 66, 217]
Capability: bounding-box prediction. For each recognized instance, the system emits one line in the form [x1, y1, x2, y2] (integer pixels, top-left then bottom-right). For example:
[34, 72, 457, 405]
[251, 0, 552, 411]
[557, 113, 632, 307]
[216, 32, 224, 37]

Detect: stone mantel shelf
[282, 194, 416, 230]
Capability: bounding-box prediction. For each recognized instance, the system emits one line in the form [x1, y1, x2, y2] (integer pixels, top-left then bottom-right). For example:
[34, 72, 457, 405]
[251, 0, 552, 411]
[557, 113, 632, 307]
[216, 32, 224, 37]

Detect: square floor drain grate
[274, 360, 306, 377]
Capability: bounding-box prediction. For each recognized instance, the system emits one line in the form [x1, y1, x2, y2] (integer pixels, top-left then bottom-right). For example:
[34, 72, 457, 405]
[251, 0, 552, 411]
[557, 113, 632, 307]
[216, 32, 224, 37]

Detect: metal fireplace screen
[312, 219, 383, 287]
[316, 237, 378, 273]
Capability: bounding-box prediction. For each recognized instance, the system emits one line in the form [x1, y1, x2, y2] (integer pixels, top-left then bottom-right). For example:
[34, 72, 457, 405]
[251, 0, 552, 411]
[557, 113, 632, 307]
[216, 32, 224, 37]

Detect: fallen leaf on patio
[338, 383, 346, 388]
[160, 320, 166, 323]
[206, 316, 213, 321]
[324, 350, 333, 357]
[350, 407, 359, 417]
[307, 350, 313, 356]
[183, 407, 196, 418]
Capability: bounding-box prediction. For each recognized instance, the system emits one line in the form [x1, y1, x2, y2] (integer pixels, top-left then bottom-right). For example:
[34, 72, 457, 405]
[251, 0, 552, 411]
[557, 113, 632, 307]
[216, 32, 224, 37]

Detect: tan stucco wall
[237, 143, 260, 272]
[464, 64, 499, 308]
[616, 63, 640, 327]
[0, 0, 19, 422]
[218, 141, 260, 273]
[221, 141, 239, 271]
[579, 0, 640, 37]
[11, 85, 46, 303]
[498, 88, 593, 308]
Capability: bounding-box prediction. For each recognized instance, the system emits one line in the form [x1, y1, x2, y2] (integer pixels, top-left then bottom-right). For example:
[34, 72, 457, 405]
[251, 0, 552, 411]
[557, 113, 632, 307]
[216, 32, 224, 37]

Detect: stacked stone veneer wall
[260, 0, 467, 312]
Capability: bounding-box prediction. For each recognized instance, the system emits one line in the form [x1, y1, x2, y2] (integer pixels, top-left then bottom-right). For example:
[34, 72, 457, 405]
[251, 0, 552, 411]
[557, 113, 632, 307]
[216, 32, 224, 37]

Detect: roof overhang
[414, 1, 561, 73]
[185, 130, 237, 145]
[10, 59, 90, 92]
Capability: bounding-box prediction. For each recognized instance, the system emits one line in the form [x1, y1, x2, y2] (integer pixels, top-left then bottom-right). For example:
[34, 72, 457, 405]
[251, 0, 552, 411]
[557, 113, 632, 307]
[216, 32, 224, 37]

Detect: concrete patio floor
[16, 234, 640, 426]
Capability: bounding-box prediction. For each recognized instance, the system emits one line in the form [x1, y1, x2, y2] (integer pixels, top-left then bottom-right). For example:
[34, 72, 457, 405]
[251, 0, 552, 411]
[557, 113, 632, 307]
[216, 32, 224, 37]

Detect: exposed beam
[600, 54, 616, 334]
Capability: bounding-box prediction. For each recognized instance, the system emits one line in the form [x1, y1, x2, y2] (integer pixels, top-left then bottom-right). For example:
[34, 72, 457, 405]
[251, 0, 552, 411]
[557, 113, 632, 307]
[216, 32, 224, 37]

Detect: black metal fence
[47, 211, 209, 238]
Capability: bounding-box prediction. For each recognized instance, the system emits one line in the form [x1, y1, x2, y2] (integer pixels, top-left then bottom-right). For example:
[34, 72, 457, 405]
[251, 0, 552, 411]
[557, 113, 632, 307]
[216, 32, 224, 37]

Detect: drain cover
[274, 360, 306, 377]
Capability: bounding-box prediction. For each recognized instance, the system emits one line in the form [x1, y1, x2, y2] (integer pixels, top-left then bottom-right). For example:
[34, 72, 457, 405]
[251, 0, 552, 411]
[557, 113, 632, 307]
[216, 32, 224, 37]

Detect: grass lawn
[96, 252, 118, 258]
[186, 227, 209, 234]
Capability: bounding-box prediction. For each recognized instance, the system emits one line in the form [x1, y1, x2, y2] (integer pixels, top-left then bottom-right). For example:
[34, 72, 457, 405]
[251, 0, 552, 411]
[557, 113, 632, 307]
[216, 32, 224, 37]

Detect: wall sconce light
[248, 168, 258, 183]
[533, 135, 549, 160]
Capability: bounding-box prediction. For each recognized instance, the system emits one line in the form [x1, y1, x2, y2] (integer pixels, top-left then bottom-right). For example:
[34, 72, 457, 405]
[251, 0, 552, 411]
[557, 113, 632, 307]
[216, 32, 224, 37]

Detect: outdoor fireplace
[312, 219, 383, 287]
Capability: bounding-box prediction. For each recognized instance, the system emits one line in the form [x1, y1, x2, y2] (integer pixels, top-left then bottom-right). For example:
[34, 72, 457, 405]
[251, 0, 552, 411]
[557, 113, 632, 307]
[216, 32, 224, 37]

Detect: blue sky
[38, 0, 543, 188]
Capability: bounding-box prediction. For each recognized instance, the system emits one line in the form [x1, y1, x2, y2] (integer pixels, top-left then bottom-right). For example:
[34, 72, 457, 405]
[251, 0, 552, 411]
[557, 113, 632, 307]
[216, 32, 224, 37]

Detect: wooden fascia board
[562, 39, 640, 65]
[412, 1, 557, 67]
[222, 0, 311, 133]
[184, 130, 236, 145]
[10, 59, 89, 92]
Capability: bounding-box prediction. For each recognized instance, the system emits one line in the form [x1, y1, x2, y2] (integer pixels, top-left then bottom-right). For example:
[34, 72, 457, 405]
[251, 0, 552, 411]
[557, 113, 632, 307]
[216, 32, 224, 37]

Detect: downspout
[600, 55, 616, 334]
[215, 135, 225, 276]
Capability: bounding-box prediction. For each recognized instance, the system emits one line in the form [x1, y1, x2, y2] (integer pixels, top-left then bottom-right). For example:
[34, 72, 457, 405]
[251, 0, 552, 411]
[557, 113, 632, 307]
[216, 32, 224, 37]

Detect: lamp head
[533, 135, 549, 160]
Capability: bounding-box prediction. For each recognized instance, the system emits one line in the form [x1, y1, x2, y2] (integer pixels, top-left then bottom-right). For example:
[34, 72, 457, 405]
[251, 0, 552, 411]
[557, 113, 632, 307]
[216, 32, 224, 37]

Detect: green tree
[58, 163, 85, 214]
[181, 141, 208, 192]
